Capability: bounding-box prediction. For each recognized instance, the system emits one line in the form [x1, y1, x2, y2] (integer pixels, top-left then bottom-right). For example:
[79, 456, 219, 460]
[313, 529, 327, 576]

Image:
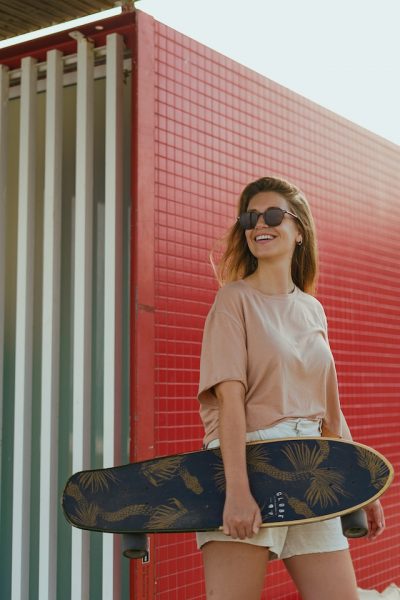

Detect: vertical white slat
[0, 65, 9, 524]
[38, 49, 63, 600]
[102, 33, 124, 600]
[11, 56, 37, 600]
[71, 37, 94, 600]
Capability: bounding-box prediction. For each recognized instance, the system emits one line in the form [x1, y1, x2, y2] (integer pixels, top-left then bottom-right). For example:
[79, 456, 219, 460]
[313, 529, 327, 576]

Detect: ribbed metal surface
[0, 0, 118, 40]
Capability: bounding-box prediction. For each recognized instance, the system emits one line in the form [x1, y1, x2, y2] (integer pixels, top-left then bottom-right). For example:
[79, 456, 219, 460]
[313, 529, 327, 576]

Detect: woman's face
[244, 191, 302, 262]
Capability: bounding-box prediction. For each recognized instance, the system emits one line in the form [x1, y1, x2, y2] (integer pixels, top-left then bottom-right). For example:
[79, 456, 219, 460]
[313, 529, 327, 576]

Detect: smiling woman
[197, 175, 385, 600]
[212, 177, 318, 294]
[243, 192, 303, 293]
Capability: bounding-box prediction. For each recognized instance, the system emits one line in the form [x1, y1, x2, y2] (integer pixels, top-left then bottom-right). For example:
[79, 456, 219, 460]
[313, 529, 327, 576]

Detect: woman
[196, 177, 385, 600]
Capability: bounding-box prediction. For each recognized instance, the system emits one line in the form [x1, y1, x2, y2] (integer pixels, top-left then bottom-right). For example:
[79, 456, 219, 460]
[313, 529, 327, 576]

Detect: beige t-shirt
[198, 280, 351, 447]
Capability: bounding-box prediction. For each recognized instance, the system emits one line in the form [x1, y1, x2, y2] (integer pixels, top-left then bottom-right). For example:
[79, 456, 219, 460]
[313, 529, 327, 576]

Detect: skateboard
[62, 437, 394, 559]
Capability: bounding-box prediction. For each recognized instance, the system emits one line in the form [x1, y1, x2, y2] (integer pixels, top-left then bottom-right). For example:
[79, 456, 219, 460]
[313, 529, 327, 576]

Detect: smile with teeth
[255, 234, 276, 242]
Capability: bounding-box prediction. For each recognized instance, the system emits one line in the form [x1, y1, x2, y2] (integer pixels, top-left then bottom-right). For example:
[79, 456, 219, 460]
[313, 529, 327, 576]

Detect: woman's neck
[245, 264, 294, 295]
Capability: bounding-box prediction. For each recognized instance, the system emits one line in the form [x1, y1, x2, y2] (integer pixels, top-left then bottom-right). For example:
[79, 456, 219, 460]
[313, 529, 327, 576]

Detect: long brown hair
[212, 176, 319, 294]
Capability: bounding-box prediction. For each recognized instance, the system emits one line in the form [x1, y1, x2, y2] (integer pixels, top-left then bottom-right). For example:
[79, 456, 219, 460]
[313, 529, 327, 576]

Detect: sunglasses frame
[237, 206, 299, 230]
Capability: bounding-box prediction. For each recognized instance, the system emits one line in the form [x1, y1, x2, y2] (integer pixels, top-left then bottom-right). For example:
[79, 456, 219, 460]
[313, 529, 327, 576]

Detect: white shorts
[196, 419, 349, 560]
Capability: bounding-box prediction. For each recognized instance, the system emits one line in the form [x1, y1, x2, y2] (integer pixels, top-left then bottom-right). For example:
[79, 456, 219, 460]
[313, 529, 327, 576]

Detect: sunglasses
[237, 207, 299, 230]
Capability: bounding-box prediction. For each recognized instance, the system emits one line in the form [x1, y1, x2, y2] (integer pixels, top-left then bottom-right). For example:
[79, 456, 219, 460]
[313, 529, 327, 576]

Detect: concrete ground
[358, 585, 400, 599]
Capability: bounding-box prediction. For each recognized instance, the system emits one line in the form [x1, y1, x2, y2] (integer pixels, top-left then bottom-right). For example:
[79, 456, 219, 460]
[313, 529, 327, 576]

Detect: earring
[297, 239, 303, 246]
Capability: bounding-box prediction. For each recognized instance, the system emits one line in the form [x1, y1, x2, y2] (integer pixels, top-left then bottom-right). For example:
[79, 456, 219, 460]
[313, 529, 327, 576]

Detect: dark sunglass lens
[264, 208, 284, 226]
[239, 212, 258, 229]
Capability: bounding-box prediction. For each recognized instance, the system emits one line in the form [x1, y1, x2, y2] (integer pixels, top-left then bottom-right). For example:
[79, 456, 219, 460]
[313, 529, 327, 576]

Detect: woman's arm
[214, 380, 262, 540]
[365, 500, 385, 540]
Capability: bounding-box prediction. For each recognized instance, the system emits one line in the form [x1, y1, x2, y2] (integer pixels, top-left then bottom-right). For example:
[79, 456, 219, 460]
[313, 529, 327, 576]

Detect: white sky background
[138, 0, 400, 146]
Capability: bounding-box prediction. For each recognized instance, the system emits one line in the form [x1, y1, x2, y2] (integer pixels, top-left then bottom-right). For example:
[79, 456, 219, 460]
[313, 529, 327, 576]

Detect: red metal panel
[145, 14, 400, 600]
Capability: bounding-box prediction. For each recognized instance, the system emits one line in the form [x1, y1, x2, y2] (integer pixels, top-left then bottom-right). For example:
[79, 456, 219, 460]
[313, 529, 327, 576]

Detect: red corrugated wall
[132, 10, 400, 600]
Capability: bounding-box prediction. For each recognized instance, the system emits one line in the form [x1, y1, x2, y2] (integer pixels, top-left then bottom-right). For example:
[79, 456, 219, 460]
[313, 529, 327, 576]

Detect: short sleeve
[315, 299, 328, 335]
[340, 410, 353, 440]
[198, 309, 247, 406]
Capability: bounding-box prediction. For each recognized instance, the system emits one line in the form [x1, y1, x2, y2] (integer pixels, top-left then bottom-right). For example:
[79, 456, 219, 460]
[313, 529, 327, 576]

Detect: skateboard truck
[122, 533, 149, 560]
[341, 509, 368, 538]
[118, 510, 367, 561]
[119, 509, 367, 559]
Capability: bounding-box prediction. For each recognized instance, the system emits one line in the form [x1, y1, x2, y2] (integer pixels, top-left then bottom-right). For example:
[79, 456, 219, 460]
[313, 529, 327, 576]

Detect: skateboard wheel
[122, 533, 149, 560]
[341, 509, 368, 538]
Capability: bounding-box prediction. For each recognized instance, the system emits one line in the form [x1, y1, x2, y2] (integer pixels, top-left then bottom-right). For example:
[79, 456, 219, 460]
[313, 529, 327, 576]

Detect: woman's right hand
[222, 489, 262, 540]
[213, 381, 262, 539]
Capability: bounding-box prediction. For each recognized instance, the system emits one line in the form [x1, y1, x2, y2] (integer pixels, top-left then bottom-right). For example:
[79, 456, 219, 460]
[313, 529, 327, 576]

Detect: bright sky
[1, 0, 399, 147]
[138, 0, 400, 147]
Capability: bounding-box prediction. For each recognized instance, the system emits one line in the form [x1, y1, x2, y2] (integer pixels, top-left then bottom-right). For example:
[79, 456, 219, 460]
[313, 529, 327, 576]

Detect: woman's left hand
[364, 499, 385, 540]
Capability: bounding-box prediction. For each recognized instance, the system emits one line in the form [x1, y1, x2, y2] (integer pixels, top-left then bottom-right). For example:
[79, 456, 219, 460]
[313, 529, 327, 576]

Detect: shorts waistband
[282, 418, 322, 431]
[206, 418, 322, 449]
